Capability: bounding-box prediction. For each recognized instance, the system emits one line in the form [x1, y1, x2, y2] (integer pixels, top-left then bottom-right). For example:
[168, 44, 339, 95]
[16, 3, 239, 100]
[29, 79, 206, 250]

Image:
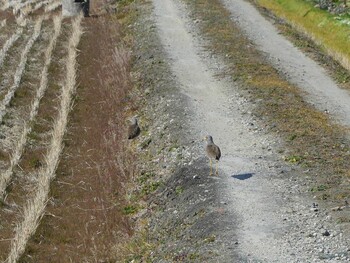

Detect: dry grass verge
[183, 0, 350, 207]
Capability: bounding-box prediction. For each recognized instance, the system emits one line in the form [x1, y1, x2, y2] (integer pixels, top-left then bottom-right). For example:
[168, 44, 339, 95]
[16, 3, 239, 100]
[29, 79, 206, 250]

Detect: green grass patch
[284, 155, 303, 164]
[141, 181, 161, 195]
[123, 205, 138, 215]
[112, 222, 155, 263]
[256, 0, 350, 71]
[29, 157, 42, 169]
[310, 184, 329, 192]
[138, 171, 156, 184]
[175, 186, 184, 195]
[203, 235, 216, 243]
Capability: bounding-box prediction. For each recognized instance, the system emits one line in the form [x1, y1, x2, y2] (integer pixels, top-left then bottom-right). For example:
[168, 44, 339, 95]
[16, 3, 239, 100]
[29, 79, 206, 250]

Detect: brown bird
[204, 135, 221, 176]
[128, 116, 140, 140]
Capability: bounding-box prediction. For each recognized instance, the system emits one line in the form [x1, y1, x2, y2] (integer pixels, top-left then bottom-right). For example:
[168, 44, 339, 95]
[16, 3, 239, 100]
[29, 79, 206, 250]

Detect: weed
[141, 181, 161, 195]
[168, 142, 179, 152]
[336, 217, 350, 224]
[175, 186, 184, 195]
[288, 134, 297, 141]
[138, 171, 156, 184]
[27, 130, 40, 141]
[112, 224, 155, 263]
[1, 112, 11, 125]
[310, 184, 329, 192]
[189, 253, 201, 260]
[29, 158, 42, 169]
[140, 138, 152, 149]
[14, 89, 28, 99]
[203, 235, 216, 243]
[123, 205, 138, 215]
[0, 149, 8, 161]
[284, 155, 303, 163]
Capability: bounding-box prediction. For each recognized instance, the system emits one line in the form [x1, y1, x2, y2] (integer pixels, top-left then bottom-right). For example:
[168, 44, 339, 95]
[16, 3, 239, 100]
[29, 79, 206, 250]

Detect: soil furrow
[0, 16, 55, 261]
[0, 21, 33, 189]
[0, 16, 44, 199]
[6, 15, 82, 263]
[0, 16, 60, 205]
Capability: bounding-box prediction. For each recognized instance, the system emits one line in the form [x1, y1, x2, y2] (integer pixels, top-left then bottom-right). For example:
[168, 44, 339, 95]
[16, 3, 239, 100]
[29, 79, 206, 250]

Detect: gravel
[130, 0, 350, 261]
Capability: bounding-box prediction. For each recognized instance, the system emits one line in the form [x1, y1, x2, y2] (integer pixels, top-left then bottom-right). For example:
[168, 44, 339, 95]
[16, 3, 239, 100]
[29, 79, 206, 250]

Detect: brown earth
[18, 14, 136, 262]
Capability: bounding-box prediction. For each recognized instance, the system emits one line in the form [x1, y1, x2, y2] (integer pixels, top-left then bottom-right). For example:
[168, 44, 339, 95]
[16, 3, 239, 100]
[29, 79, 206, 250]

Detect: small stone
[322, 230, 330, 236]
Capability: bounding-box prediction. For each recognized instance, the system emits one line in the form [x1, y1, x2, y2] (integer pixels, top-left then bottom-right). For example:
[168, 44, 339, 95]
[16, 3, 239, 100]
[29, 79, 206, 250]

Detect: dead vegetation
[0, 0, 136, 261]
[18, 14, 138, 262]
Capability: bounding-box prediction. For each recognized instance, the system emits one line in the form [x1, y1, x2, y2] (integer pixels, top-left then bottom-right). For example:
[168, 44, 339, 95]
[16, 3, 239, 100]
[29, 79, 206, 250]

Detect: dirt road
[151, 0, 350, 261]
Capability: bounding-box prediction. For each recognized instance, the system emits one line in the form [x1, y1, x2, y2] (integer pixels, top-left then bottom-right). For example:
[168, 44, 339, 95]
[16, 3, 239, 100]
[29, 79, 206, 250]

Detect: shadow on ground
[231, 173, 254, 180]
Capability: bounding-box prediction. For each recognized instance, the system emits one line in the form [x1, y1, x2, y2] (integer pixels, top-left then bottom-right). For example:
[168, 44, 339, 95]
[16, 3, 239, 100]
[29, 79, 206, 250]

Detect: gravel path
[222, 0, 350, 127]
[152, 0, 350, 262]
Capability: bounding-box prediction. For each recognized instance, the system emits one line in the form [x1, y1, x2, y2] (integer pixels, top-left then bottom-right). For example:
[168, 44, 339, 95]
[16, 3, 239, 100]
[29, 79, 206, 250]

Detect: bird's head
[130, 115, 138, 124]
[203, 135, 213, 144]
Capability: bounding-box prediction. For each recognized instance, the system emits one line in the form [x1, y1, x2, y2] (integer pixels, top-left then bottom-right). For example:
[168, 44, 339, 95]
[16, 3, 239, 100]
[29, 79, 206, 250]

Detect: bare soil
[19, 15, 135, 262]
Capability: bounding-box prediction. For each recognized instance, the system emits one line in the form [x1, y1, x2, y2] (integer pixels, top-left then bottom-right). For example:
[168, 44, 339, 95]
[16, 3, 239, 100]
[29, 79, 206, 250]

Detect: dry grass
[0, 15, 62, 203]
[183, 0, 350, 203]
[6, 15, 82, 263]
[0, 17, 43, 124]
[0, 18, 6, 27]
[0, 27, 24, 67]
[0, 17, 44, 200]
[13, 0, 43, 15]
[15, 14, 138, 261]
[112, 219, 155, 263]
[44, 1, 61, 12]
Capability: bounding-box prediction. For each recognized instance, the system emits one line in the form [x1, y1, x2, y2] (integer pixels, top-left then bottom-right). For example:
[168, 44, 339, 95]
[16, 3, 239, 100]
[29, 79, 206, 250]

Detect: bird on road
[204, 135, 221, 176]
[128, 116, 140, 140]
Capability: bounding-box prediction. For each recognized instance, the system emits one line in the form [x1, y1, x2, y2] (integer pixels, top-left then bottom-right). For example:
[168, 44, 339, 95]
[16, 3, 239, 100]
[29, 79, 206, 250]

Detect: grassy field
[255, 0, 350, 71]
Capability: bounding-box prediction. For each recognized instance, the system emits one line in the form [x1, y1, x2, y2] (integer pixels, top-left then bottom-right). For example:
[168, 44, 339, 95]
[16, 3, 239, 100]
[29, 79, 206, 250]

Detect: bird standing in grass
[204, 135, 221, 176]
[128, 116, 140, 140]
